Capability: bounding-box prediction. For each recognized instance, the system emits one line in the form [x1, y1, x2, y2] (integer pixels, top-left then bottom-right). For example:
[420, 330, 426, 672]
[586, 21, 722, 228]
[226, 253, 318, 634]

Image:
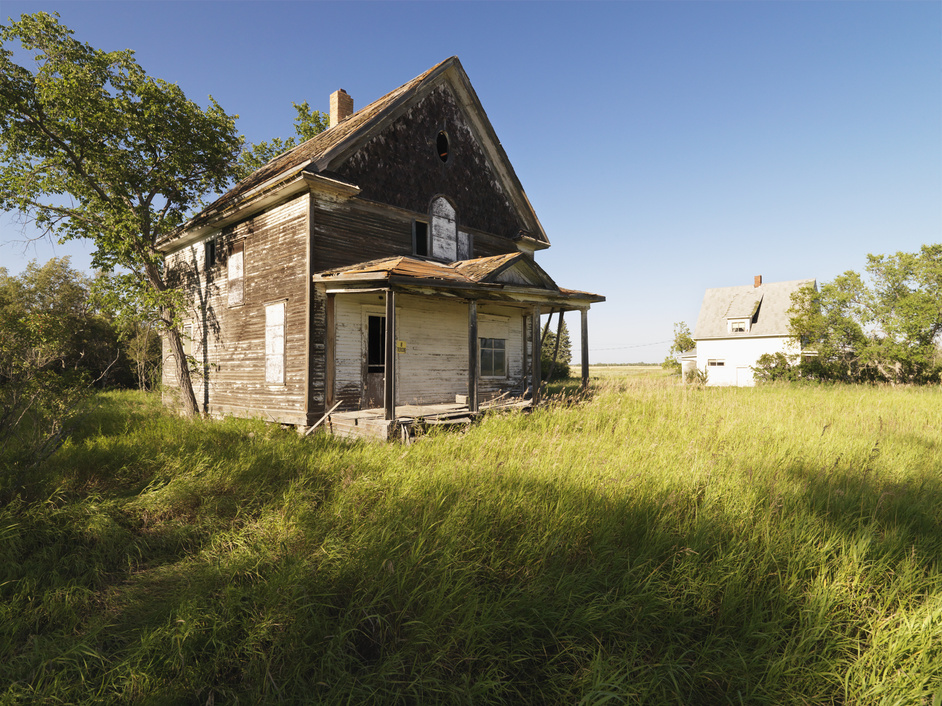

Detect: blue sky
[2, 1, 939, 363]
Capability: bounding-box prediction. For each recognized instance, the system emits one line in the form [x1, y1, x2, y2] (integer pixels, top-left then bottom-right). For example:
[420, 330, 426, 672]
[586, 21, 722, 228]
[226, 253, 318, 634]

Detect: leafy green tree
[0, 258, 131, 387]
[0, 12, 241, 416]
[662, 321, 695, 373]
[235, 101, 328, 180]
[864, 244, 942, 382]
[0, 260, 107, 472]
[788, 244, 942, 384]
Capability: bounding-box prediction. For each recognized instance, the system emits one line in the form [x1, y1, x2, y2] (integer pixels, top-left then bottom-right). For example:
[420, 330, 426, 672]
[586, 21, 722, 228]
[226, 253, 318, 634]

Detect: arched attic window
[429, 196, 471, 262]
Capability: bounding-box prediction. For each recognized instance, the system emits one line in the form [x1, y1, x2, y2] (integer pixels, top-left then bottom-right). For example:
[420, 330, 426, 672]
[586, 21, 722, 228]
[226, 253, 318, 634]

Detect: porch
[322, 396, 533, 442]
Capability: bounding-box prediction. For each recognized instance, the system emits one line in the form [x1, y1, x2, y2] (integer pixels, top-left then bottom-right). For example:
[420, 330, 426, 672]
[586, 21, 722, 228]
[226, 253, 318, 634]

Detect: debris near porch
[313, 396, 532, 443]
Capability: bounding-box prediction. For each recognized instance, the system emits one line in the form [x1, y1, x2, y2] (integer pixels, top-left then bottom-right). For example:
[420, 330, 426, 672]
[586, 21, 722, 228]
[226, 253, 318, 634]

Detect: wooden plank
[468, 300, 479, 412]
[384, 290, 396, 421]
[531, 305, 541, 405]
[581, 308, 589, 391]
[326, 293, 335, 407]
[304, 401, 342, 436]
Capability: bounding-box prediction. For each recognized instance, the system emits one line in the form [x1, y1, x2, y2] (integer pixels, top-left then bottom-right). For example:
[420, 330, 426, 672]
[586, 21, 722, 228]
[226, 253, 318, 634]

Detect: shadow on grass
[2, 391, 940, 704]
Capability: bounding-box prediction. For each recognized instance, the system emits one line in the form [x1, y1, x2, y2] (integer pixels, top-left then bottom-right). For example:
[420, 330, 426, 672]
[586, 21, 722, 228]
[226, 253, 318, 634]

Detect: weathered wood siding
[335, 84, 524, 244]
[163, 196, 310, 424]
[329, 293, 527, 408]
[477, 305, 526, 399]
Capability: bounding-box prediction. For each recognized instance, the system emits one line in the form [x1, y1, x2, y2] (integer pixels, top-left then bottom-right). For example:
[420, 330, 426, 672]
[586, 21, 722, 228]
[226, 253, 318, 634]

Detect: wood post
[581, 308, 589, 391]
[468, 300, 479, 412]
[531, 305, 541, 405]
[384, 290, 396, 421]
[326, 293, 335, 407]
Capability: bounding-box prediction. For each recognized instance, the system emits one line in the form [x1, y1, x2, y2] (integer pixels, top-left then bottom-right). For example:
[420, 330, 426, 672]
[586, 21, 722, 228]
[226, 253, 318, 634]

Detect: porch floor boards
[323, 397, 531, 442]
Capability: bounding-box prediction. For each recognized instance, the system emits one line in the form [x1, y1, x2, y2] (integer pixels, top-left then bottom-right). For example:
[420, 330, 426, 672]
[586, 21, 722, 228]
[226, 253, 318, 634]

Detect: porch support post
[384, 290, 396, 421]
[531, 305, 541, 405]
[326, 293, 335, 407]
[468, 300, 479, 412]
[581, 307, 590, 391]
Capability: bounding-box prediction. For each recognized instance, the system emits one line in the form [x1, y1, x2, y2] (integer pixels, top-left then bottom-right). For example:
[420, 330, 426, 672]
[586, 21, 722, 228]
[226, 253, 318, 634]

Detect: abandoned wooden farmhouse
[158, 56, 604, 439]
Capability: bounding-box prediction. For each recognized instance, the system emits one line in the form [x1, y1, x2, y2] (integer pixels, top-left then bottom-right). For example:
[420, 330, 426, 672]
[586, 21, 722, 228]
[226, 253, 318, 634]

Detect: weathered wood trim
[304, 194, 313, 419]
[531, 305, 541, 405]
[468, 300, 479, 412]
[384, 291, 396, 421]
[581, 308, 590, 391]
[326, 293, 336, 407]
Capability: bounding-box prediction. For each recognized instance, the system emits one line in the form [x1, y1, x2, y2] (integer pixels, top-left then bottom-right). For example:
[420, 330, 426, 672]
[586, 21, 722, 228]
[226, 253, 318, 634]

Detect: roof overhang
[157, 171, 360, 253]
[313, 255, 604, 310]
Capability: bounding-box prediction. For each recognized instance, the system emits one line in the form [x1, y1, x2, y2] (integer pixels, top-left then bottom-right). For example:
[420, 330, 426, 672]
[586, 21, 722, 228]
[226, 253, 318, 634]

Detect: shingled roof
[164, 56, 547, 247]
[312, 253, 603, 306]
[693, 279, 815, 339]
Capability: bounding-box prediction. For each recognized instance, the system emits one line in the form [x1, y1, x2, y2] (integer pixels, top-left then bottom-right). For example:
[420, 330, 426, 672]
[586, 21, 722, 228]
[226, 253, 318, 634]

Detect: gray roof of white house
[693, 278, 816, 340]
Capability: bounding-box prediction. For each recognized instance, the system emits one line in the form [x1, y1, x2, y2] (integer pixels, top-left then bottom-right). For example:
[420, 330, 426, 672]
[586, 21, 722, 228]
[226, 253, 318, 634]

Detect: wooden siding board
[162, 197, 310, 424]
[334, 84, 523, 241]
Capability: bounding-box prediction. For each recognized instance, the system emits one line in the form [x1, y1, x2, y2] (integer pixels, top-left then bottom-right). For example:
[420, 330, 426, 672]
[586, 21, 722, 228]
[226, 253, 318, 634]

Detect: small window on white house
[729, 319, 749, 333]
[228, 241, 244, 307]
[707, 359, 725, 367]
[265, 302, 285, 385]
[480, 337, 506, 377]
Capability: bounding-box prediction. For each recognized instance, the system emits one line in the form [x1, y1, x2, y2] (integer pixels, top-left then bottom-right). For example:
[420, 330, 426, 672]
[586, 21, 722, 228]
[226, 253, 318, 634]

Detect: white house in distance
[684, 275, 816, 386]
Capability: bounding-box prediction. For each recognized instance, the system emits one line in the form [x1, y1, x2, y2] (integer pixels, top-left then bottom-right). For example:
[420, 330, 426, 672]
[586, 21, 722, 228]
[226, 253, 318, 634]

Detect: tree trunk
[142, 258, 199, 417]
[164, 315, 199, 416]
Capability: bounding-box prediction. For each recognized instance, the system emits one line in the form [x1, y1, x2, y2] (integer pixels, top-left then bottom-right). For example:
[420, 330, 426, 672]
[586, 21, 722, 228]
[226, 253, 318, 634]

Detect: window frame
[413, 219, 429, 257]
[480, 337, 507, 378]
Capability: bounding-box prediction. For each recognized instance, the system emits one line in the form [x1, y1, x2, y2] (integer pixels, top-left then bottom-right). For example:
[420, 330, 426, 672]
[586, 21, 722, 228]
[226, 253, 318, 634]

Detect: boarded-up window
[228, 241, 244, 306]
[182, 323, 193, 357]
[265, 302, 285, 385]
[430, 197, 457, 262]
[457, 230, 471, 260]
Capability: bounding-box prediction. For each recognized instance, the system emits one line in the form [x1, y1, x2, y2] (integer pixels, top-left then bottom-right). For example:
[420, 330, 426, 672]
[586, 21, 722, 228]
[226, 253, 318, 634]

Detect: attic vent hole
[436, 131, 449, 163]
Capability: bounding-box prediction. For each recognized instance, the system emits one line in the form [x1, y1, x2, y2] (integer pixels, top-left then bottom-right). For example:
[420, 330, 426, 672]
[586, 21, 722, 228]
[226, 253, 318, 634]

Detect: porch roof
[312, 253, 605, 309]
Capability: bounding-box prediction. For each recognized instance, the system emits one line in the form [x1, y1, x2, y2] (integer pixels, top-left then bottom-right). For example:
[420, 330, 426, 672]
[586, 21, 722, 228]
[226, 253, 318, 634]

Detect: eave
[157, 171, 360, 253]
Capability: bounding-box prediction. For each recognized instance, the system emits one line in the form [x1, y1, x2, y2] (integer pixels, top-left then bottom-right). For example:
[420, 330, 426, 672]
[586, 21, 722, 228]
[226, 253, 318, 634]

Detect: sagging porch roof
[312, 253, 604, 309]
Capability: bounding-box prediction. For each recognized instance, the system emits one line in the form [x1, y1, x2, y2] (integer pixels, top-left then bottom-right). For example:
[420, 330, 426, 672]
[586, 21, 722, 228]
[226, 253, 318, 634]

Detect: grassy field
[1, 371, 940, 704]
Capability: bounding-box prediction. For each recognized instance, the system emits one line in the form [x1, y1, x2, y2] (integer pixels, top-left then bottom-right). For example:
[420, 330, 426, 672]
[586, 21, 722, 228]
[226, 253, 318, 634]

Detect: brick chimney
[754, 275, 763, 288]
[329, 89, 353, 128]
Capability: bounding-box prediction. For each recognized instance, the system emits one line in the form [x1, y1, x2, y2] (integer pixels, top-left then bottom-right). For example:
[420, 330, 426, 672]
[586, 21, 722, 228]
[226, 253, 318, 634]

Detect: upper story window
[413, 220, 429, 257]
[728, 318, 750, 333]
[430, 196, 457, 262]
[228, 240, 244, 307]
[436, 131, 449, 163]
[205, 238, 216, 270]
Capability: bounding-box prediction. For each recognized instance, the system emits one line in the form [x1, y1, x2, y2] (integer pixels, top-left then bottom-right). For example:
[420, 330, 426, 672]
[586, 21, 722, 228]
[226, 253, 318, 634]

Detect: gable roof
[163, 56, 547, 249]
[693, 278, 815, 340]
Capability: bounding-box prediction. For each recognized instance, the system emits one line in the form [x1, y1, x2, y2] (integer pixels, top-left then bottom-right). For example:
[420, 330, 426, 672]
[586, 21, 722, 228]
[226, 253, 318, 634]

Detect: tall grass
[1, 376, 940, 704]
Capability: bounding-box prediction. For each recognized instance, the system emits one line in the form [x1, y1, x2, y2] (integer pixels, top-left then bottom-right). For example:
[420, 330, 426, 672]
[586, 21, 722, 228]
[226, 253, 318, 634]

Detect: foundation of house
[319, 398, 532, 442]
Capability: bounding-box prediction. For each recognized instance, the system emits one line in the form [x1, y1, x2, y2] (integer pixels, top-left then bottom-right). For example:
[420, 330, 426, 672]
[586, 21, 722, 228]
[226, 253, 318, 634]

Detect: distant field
[1, 379, 940, 704]
[589, 364, 670, 379]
